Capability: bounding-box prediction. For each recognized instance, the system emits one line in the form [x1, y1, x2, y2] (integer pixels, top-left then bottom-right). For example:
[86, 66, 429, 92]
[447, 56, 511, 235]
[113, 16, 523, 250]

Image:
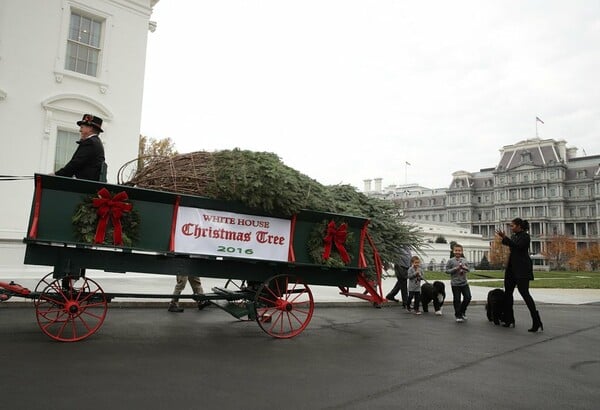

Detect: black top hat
[77, 114, 104, 133]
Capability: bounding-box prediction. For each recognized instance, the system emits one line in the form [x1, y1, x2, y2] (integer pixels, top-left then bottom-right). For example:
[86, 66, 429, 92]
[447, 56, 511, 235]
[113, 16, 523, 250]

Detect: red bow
[92, 188, 133, 245]
[322, 221, 351, 264]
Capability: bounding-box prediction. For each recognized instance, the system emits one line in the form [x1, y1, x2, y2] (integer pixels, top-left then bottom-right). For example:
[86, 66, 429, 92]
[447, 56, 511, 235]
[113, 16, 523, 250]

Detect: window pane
[66, 42, 78, 71]
[91, 20, 101, 47]
[80, 16, 91, 44]
[87, 61, 97, 76]
[55, 130, 79, 170]
[76, 47, 89, 74]
[89, 48, 99, 64]
[69, 14, 81, 40]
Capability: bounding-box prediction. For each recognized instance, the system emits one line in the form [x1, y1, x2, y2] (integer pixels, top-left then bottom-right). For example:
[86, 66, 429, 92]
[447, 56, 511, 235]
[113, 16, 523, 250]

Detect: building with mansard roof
[365, 137, 600, 268]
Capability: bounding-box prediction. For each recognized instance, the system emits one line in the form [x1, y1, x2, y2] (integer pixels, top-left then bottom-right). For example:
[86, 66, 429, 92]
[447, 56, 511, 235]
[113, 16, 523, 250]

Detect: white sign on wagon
[174, 207, 291, 262]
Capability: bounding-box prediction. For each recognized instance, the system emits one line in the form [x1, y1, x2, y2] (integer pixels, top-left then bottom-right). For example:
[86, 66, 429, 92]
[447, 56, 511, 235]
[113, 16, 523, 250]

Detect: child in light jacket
[445, 243, 471, 323]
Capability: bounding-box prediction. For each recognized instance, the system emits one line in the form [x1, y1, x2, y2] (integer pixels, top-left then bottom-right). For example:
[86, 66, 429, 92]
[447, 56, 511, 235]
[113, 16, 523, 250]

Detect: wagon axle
[65, 301, 81, 314]
[279, 300, 293, 312]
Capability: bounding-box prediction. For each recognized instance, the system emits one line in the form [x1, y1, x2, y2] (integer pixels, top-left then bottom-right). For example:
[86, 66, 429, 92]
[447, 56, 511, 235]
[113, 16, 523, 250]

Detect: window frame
[53, 2, 112, 90]
[65, 11, 103, 77]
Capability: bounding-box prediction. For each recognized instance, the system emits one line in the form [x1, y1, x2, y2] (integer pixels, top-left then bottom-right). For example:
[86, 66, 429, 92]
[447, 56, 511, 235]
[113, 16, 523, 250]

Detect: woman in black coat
[495, 218, 543, 332]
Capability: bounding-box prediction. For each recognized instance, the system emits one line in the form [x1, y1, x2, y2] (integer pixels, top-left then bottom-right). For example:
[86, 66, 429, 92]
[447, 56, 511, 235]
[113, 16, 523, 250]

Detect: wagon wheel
[34, 276, 108, 342]
[253, 274, 314, 339]
[34, 273, 86, 294]
[224, 278, 246, 291]
[33, 272, 58, 293]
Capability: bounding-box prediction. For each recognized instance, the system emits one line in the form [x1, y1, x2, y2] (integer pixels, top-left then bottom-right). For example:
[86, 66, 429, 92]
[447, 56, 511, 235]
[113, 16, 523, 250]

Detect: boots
[168, 302, 184, 313]
[528, 310, 543, 332]
[197, 300, 211, 310]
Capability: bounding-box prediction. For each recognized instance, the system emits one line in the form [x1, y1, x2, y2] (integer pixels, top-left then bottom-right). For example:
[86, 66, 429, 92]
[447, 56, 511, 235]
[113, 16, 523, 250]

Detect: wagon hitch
[0, 281, 32, 301]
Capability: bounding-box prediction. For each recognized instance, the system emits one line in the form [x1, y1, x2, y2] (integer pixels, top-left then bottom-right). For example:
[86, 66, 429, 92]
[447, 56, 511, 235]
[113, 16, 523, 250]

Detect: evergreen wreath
[307, 219, 354, 267]
[72, 192, 140, 247]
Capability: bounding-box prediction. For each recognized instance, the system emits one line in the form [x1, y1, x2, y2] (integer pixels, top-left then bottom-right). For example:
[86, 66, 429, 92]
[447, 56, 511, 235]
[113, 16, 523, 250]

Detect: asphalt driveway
[1, 302, 599, 409]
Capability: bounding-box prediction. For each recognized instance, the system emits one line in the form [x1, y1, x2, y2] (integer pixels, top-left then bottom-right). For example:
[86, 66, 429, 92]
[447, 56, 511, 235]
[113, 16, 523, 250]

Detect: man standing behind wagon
[168, 276, 210, 312]
[55, 114, 106, 181]
[386, 245, 411, 308]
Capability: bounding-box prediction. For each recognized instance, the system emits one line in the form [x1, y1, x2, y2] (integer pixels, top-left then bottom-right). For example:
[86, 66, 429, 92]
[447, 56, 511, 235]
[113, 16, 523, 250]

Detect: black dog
[486, 288, 506, 325]
[420, 281, 446, 315]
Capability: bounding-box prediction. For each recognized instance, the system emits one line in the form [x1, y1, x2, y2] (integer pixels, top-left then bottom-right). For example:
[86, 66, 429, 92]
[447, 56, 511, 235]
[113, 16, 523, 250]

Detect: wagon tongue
[0, 281, 31, 298]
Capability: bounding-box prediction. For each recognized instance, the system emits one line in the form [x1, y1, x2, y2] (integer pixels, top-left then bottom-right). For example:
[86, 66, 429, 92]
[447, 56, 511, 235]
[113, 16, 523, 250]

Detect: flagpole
[535, 116, 544, 138]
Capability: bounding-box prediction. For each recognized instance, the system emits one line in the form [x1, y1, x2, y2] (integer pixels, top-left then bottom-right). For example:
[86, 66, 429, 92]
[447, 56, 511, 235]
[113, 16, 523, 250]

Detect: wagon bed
[3, 174, 385, 341]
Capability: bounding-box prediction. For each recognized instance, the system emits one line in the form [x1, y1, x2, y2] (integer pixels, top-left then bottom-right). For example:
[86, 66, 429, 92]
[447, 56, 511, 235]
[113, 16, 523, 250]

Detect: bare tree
[577, 243, 600, 271]
[137, 135, 178, 170]
[542, 234, 577, 271]
[489, 236, 510, 269]
[118, 135, 179, 184]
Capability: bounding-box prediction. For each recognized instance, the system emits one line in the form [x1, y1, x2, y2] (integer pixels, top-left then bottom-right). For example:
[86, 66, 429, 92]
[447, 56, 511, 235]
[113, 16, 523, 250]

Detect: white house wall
[412, 221, 490, 270]
[0, 0, 157, 240]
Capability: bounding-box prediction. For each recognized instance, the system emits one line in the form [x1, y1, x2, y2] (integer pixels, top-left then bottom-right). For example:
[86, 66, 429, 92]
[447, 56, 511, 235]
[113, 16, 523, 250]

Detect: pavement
[2, 264, 600, 306]
[2, 259, 600, 409]
[1, 302, 599, 409]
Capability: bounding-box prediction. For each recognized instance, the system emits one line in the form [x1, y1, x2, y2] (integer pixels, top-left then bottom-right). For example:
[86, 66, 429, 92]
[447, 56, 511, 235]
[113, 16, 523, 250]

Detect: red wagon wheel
[253, 274, 314, 339]
[33, 272, 56, 293]
[34, 276, 108, 342]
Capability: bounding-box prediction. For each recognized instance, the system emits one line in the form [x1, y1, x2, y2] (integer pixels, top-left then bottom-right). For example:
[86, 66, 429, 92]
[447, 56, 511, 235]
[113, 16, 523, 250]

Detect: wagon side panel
[27, 174, 176, 252]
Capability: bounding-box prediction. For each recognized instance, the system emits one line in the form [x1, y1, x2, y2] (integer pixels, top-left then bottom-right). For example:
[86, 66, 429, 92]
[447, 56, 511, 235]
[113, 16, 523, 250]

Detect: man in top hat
[55, 114, 106, 181]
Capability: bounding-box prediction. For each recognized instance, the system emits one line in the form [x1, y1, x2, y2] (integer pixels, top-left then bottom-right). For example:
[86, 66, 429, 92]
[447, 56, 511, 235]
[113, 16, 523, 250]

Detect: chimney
[566, 147, 578, 160]
[556, 140, 567, 162]
[363, 179, 372, 192]
[374, 178, 382, 192]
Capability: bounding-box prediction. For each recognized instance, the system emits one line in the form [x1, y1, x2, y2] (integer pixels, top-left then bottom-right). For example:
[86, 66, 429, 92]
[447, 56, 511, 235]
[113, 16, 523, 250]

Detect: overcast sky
[140, 0, 600, 191]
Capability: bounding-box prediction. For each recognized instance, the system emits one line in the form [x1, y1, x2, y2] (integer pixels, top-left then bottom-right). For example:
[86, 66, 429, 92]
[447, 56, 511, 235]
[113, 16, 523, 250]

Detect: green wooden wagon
[2, 174, 385, 341]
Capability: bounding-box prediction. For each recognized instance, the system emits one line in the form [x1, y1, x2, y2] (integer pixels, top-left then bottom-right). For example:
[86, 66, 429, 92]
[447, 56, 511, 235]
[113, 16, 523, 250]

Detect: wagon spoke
[287, 285, 309, 304]
[74, 313, 95, 333]
[287, 310, 310, 325]
[38, 293, 66, 307]
[262, 283, 282, 302]
[78, 306, 106, 322]
[77, 287, 98, 304]
[39, 307, 69, 325]
[257, 293, 277, 305]
[44, 317, 71, 338]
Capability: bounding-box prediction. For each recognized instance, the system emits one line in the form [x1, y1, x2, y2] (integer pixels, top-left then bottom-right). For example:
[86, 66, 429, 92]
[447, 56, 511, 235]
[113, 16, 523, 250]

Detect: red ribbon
[92, 188, 133, 245]
[322, 220, 351, 264]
